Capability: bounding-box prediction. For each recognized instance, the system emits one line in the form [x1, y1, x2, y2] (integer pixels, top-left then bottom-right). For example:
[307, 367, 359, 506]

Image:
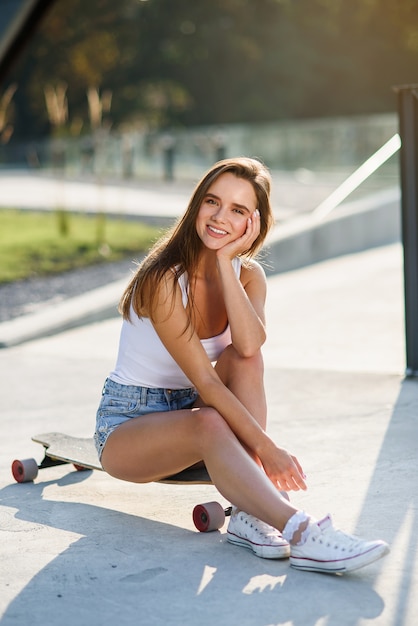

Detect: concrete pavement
[1, 242, 417, 625]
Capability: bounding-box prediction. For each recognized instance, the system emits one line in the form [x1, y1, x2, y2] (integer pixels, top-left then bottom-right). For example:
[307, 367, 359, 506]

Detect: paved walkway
[0, 168, 374, 222]
[1, 241, 417, 625]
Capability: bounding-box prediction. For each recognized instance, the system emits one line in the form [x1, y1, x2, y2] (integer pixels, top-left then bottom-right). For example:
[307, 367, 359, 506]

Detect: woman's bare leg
[212, 344, 270, 475]
[214, 344, 267, 429]
[101, 406, 298, 532]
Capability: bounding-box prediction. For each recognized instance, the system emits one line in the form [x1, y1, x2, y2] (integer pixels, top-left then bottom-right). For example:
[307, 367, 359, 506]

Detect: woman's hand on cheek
[216, 210, 260, 261]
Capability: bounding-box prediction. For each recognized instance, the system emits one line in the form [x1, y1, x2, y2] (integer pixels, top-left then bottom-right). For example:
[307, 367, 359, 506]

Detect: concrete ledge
[265, 187, 401, 274]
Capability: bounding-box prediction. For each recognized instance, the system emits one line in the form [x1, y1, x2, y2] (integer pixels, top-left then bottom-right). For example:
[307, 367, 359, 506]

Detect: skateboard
[11, 432, 232, 532]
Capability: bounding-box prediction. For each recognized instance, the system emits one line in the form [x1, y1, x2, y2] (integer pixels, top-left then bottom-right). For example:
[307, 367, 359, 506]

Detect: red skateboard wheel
[11, 458, 39, 483]
[193, 501, 225, 532]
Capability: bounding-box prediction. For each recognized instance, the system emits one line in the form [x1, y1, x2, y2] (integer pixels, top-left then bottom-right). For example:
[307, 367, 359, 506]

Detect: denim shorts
[94, 378, 198, 460]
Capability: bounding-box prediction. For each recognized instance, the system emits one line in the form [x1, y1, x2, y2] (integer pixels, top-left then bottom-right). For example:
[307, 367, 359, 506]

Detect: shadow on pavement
[355, 377, 418, 625]
[1, 470, 386, 626]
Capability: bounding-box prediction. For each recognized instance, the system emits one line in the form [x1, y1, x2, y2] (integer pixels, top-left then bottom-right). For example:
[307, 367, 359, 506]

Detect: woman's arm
[214, 209, 266, 356]
[217, 257, 267, 357]
[149, 271, 306, 491]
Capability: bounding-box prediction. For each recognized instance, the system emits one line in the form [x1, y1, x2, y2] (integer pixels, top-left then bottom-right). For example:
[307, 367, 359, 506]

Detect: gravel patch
[0, 259, 136, 322]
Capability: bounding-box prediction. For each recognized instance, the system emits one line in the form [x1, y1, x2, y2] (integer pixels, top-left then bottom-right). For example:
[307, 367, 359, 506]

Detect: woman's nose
[212, 205, 226, 221]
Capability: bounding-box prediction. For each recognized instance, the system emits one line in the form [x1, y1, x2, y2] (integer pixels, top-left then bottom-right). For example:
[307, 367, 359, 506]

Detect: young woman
[94, 157, 389, 573]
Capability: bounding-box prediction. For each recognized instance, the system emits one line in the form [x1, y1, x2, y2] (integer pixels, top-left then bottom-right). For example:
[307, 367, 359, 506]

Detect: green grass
[0, 209, 161, 283]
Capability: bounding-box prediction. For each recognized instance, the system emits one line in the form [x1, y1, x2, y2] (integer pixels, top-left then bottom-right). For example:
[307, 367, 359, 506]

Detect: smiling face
[195, 172, 257, 250]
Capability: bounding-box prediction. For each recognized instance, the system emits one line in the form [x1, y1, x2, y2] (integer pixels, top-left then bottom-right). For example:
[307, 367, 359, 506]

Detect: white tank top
[109, 257, 242, 389]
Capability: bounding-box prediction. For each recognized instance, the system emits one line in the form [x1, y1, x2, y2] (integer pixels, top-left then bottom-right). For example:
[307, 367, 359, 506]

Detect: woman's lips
[207, 224, 227, 237]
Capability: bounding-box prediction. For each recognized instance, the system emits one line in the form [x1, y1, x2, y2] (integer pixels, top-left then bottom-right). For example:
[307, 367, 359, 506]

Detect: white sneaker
[227, 509, 290, 559]
[289, 515, 390, 573]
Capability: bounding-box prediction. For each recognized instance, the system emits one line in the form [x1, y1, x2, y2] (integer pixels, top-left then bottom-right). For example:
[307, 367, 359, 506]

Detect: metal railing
[312, 134, 401, 220]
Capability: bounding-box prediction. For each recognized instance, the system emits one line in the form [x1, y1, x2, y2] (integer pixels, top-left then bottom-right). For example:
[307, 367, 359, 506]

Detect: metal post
[395, 84, 418, 377]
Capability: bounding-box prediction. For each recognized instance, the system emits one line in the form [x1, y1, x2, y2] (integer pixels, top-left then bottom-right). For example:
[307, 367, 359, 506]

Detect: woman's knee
[217, 344, 264, 380]
[194, 406, 234, 448]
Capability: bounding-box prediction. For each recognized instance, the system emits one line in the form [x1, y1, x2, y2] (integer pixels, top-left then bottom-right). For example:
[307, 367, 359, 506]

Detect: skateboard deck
[12, 432, 231, 532]
[12, 432, 213, 485]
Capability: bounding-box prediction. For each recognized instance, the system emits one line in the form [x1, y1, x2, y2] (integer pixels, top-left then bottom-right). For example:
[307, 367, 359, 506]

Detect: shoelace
[238, 514, 282, 539]
[313, 526, 365, 552]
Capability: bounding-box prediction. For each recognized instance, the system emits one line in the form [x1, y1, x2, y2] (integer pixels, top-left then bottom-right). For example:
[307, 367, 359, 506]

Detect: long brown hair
[119, 157, 274, 322]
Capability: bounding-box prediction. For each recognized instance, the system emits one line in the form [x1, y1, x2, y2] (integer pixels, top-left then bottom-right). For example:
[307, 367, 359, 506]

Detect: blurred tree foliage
[5, 0, 418, 139]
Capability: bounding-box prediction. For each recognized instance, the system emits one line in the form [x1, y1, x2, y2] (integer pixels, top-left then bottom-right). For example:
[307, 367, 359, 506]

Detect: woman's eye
[233, 208, 245, 215]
